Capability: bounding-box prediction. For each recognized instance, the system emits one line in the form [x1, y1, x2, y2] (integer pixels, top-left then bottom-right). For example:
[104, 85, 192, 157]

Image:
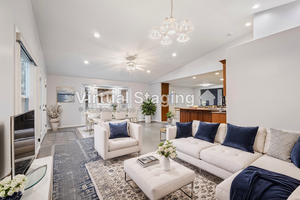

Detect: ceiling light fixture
[253, 4, 260, 9]
[149, 0, 193, 45]
[193, 77, 196, 79]
[220, 78, 224, 81]
[124, 56, 146, 74]
[172, 53, 177, 57]
[215, 72, 219, 75]
[246, 23, 251, 26]
[94, 33, 100, 38]
[147, 70, 150, 73]
[200, 84, 212, 87]
[84, 61, 89, 64]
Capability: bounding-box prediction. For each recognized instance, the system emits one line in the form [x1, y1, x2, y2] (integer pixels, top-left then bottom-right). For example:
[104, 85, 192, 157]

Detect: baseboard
[47, 124, 85, 130]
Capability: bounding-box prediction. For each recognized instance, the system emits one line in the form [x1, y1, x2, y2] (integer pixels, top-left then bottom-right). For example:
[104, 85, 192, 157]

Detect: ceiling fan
[123, 56, 146, 74]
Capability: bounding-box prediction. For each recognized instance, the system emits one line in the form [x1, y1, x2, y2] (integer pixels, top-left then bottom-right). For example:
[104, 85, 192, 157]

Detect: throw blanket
[230, 166, 300, 200]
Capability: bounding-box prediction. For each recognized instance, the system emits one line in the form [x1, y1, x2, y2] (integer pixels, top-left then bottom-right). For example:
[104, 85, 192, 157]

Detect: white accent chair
[101, 111, 112, 121]
[94, 119, 142, 165]
[115, 111, 127, 120]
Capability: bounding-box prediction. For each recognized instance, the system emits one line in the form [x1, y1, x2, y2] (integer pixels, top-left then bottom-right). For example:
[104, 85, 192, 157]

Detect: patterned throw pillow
[267, 128, 300, 162]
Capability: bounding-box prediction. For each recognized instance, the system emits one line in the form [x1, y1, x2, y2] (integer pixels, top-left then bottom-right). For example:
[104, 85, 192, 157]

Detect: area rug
[85, 154, 223, 200]
[77, 127, 94, 138]
[52, 137, 102, 200]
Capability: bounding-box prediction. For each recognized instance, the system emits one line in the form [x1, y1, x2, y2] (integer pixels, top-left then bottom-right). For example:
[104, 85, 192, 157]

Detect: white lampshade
[149, 27, 162, 39]
[161, 35, 172, 45]
[180, 20, 193, 33]
[177, 33, 189, 42]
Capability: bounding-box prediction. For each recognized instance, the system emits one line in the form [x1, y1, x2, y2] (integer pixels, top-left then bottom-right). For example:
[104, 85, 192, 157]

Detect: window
[21, 49, 30, 113]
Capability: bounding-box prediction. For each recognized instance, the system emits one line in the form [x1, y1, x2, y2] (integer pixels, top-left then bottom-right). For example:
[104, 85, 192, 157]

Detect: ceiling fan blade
[135, 65, 146, 68]
[136, 67, 145, 71]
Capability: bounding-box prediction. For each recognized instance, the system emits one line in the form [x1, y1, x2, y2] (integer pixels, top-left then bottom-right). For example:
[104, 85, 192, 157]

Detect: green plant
[166, 111, 175, 119]
[141, 98, 157, 116]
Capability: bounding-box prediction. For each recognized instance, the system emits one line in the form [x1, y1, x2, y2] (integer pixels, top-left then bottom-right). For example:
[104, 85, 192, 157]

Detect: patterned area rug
[85, 154, 223, 200]
[52, 136, 102, 200]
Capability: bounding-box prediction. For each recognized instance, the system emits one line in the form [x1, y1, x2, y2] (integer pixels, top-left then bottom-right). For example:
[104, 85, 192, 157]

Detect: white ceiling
[167, 70, 224, 88]
[32, 0, 295, 83]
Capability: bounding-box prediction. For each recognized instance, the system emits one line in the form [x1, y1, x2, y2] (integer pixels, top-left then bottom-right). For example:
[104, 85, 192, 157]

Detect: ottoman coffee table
[124, 152, 195, 200]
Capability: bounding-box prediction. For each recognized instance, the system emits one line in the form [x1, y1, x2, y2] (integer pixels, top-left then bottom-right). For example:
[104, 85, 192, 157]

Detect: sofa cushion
[109, 122, 130, 139]
[253, 127, 267, 153]
[108, 137, 138, 151]
[251, 155, 300, 180]
[102, 119, 130, 139]
[192, 121, 227, 143]
[200, 145, 262, 173]
[176, 122, 192, 138]
[216, 155, 300, 200]
[222, 123, 259, 153]
[171, 137, 218, 159]
[194, 121, 220, 143]
[291, 137, 300, 168]
[267, 128, 300, 162]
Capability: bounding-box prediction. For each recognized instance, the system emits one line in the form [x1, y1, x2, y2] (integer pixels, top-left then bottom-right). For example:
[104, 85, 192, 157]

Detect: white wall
[47, 75, 151, 127]
[254, 1, 300, 39]
[0, 0, 46, 178]
[227, 26, 300, 130]
[152, 33, 252, 83]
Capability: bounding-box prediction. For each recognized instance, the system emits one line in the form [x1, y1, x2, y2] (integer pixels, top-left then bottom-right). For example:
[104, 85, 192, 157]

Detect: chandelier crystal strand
[149, 0, 193, 45]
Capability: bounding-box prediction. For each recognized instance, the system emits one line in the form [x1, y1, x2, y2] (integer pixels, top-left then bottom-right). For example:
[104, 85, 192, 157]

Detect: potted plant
[47, 103, 63, 131]
[0, 175, 27, 200]
[166, 111, 175, 124]
[157, 140, 177, 170]
[141, 98, 157, 123]
[111, 103, 117, 111]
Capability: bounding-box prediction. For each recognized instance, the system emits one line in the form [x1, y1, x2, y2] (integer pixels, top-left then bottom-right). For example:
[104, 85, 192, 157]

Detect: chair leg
[104, 160, 106, 166]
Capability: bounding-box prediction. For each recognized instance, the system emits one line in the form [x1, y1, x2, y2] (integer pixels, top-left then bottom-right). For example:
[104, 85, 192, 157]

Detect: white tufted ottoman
[124, 152, 195, 200]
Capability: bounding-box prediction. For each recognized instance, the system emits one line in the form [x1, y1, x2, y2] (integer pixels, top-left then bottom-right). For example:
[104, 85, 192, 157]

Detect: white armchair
[94, 120, 142, 165]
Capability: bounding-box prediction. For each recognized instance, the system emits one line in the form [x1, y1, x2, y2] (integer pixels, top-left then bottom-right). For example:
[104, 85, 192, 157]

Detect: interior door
[36, 70, 46, 144]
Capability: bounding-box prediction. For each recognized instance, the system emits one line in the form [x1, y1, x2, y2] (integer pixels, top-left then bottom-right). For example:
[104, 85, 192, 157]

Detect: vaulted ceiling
[32, 0, 295, 83]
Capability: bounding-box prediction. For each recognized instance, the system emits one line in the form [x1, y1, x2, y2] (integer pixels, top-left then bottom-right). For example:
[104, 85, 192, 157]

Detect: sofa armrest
[94, 125, 109, 160]
[129, 123, 142, 148]
[288, 186, 300, 200]
[166, 126, 177, 141]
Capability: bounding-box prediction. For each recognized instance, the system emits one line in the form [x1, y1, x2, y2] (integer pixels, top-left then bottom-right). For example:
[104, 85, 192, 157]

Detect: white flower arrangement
[0, 175, 27, 198]
[157, 140, 177, 159]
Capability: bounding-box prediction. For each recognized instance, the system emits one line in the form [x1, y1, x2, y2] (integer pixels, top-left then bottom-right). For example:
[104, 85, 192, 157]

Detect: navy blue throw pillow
[109, 122, 129, 139]
[222, 123, 259, 153]
[291, 137, 300, 168]
[176, 122, 192, 139]
[194, 122, 220, 143]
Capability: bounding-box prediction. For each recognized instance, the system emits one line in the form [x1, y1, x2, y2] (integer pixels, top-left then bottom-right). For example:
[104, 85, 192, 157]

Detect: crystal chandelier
[149, 0, 193, 45]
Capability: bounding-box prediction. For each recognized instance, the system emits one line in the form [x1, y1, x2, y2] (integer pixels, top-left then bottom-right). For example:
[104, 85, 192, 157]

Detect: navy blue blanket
[230, 166, 300, 200]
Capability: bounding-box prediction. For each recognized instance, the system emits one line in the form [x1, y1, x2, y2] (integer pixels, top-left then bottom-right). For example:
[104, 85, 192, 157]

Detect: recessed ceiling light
[253, 4, 260, 9]
[246, 23, 251, 26]
[94, 33, 100, 38]
[193, 77, 196, 79]
[172, 53, 177, 57]
[220, 78, 224, 81]
[147, 70, 150, 73]
[84, 60, 89, 64]
[215, 72, 219, 75]
[200, 84, 212, 87]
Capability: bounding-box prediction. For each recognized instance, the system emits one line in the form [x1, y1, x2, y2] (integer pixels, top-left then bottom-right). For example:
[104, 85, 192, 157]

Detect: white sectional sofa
[166, 120, 300, 200]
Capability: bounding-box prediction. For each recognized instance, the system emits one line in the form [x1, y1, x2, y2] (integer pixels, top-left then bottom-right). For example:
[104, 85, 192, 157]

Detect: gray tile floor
[38, 122, 167, 159]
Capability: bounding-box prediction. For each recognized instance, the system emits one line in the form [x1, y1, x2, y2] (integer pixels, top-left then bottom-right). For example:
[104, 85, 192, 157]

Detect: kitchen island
[178, 107, 227, 123]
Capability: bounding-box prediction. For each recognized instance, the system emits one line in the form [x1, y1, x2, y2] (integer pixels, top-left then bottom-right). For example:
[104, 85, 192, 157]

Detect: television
[10, 110, 35, 177]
